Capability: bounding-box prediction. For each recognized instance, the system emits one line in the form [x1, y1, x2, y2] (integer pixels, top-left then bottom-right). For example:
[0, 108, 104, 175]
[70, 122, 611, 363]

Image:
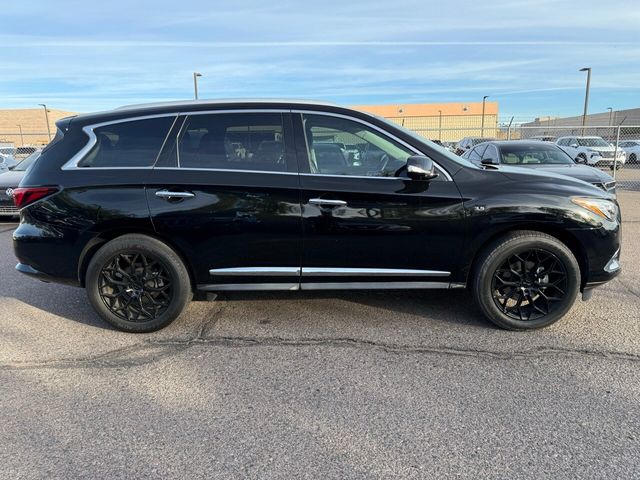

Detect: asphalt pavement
[1, 192, 639, 479]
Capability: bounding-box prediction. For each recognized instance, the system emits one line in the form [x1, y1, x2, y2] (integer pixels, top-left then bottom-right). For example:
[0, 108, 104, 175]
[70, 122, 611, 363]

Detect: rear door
[293, 111, 465, 289]
[146, 110, 302, 290]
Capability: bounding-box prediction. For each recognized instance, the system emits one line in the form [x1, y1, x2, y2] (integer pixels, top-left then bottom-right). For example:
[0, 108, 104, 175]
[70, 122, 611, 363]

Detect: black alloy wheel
[472, 231, 580, 330]
[98, 252, 173, 322]
[86, 234, 192, 332]
[491, 248, 568, 322]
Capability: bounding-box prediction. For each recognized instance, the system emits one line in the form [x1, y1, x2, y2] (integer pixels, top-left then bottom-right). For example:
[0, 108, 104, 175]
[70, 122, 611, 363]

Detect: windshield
[577, 137, 609, 147]
[13, 150, 41, 171]
[500, 144, 574, 165]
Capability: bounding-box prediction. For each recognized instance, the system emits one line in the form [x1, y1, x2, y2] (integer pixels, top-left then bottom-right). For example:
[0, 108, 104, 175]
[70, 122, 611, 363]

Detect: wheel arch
[77, 228, 197, 291]
[465, 224, 588, 290]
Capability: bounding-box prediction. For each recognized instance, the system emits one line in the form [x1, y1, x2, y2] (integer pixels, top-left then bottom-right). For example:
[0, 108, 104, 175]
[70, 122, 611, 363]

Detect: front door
[146, 110, 302, 290]
[294, 112, 465, 289]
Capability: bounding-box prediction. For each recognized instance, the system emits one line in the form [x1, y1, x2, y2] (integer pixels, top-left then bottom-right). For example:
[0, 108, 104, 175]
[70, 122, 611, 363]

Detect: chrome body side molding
[302, 267, 450, 277]
[209, 267, 300, 276]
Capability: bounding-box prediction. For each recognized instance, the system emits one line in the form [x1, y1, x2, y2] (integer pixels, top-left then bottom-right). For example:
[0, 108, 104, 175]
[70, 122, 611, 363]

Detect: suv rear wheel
[86, 234, 192, 332]
[472, 231, 580, 330]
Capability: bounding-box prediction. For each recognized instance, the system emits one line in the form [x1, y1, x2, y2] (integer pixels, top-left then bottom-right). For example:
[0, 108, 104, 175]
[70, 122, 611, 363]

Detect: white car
[619, 140, 640, 164]
[556, 136, 625, 169]
[0, 153, 14, 172]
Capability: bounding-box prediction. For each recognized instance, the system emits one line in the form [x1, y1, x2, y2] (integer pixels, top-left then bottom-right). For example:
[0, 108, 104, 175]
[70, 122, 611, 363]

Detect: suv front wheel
[86, 234, 192, 332]
[472, 231, 580, 330]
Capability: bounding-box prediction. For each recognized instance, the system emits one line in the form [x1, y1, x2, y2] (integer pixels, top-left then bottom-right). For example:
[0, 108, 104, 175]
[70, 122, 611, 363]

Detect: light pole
[438, 109, 442, 142]
[481, 95, 489, 136]
[579, 67, 591, 134]
[16, 124, 24, 146]
[38, 104, 52, 141]
[607, 107, 613, 126]
[193, 72, 202, 100]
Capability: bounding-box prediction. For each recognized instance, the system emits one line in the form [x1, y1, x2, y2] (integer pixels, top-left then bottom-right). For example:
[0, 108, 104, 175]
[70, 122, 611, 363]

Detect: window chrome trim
[60, 110, 290, 171]
[61, 113, 180, 170]
[292, 109, 453, 181]
[302, 267, 449, 277]
[210, 267, 300, 276]
[154, 167, 298, 175]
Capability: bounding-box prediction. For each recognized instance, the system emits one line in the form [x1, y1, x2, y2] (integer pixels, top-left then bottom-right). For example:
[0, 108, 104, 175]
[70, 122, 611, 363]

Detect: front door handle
[155, 189, 196, 199]
[308, 198, 347, 207]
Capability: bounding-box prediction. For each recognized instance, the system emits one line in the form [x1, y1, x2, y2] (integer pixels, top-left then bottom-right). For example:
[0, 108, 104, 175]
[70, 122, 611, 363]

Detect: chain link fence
[1, 120, 639, 192]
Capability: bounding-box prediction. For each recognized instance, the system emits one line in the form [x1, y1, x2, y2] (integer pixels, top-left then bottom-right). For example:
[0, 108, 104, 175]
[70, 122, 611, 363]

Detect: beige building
[0, 108, 76, 147]
[353, 101, 499, 142]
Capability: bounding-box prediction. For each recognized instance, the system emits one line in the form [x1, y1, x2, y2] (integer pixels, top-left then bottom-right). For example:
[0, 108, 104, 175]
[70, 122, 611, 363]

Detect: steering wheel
[378, 153, 391, 173]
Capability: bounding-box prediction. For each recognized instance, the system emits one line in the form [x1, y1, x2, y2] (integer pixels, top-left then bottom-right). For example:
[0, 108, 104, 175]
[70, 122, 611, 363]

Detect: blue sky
[1, 0, 639, 119]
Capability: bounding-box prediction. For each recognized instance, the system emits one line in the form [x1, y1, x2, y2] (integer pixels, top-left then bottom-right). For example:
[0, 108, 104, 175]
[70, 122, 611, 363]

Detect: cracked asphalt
[1, 192, 639, 479]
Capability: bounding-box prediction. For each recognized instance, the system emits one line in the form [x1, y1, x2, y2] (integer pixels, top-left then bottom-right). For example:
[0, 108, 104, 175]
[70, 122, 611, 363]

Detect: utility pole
[579, 67, 591, 135]
[438, 110, 442, 142]
[193, 72, 202, 99]
[481, 95, 489, 137]
[607, 107, 613, 126]
[16, 124, 24, 146]
[38, 104, 52, 141]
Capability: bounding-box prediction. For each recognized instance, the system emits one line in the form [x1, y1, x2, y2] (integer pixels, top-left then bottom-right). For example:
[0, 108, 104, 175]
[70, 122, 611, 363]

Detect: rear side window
[167, 113, 287, 172]
[78, 116, 175, 168]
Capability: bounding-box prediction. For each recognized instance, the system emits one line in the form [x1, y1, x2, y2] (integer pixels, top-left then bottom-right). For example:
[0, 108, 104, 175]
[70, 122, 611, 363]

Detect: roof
[115, 98, 337, 111]
[70, 98, 345, 125]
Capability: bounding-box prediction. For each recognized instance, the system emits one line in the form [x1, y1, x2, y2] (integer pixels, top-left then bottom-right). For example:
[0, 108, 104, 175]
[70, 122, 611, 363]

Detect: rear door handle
[308, 198, 347, 207]
[155, 189, 195, 199]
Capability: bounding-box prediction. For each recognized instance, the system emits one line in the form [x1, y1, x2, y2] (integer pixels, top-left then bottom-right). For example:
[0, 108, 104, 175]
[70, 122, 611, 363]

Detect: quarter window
[302, 114, 414, 177]
[172, 113, 287, 172]
[78, 117, 175, 167]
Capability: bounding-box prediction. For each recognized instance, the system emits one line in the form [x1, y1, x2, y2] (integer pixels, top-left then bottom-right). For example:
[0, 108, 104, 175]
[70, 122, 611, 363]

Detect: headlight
[571, 197, 618, 221]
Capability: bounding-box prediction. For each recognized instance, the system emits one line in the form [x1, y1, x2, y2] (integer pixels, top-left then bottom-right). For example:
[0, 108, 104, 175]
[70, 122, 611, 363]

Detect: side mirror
[407, 155, 438, 181]
[481, 158, 498, 166]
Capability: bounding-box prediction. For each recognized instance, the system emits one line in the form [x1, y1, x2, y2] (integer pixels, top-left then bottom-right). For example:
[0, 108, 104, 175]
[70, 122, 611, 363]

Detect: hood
[521, 164, 613, 184]
[489, 165, 611, 198]
[0, 170, 25, 189]
[587, 145, 615, 152]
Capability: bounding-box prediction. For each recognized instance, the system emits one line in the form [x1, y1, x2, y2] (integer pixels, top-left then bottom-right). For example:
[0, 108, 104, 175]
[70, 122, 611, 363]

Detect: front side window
[173, 113, 287, 172]
[302, 114, 414, 177]
[79, 116, 175, 167]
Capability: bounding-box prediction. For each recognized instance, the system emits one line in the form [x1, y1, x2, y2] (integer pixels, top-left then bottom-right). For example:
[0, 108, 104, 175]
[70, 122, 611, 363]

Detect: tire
[86, 234, 192, 332]
[472, 231, 580, 330]
[629, 153, 637, 164]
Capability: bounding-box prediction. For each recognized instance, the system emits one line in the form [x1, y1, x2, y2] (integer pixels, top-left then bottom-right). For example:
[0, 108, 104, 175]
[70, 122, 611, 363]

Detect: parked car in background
[529, 135, 557, 142]
[454, 137, 496, 155]
[556, 136, 625, 169]
[0, 149, 42, 217]
[0, 151, 19, 170]
[462, 141, 616, 194]
[12, 100, 620, 333]
[618, 140, 640, 164]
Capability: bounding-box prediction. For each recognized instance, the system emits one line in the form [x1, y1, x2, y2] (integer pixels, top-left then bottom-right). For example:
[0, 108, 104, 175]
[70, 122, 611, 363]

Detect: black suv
[12, 100, 621, 332]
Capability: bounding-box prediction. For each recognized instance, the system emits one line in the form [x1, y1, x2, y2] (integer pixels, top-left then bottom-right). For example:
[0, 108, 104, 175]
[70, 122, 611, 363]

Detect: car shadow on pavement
[217, 289, 491, 329]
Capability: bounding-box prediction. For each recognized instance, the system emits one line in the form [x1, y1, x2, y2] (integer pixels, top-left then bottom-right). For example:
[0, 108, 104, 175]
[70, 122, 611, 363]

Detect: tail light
[11, 187, 59, 209]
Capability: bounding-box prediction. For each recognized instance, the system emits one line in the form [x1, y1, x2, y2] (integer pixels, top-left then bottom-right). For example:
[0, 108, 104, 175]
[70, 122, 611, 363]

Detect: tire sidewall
[474, 234, 580, 330]
[86, 235, 192, 333]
